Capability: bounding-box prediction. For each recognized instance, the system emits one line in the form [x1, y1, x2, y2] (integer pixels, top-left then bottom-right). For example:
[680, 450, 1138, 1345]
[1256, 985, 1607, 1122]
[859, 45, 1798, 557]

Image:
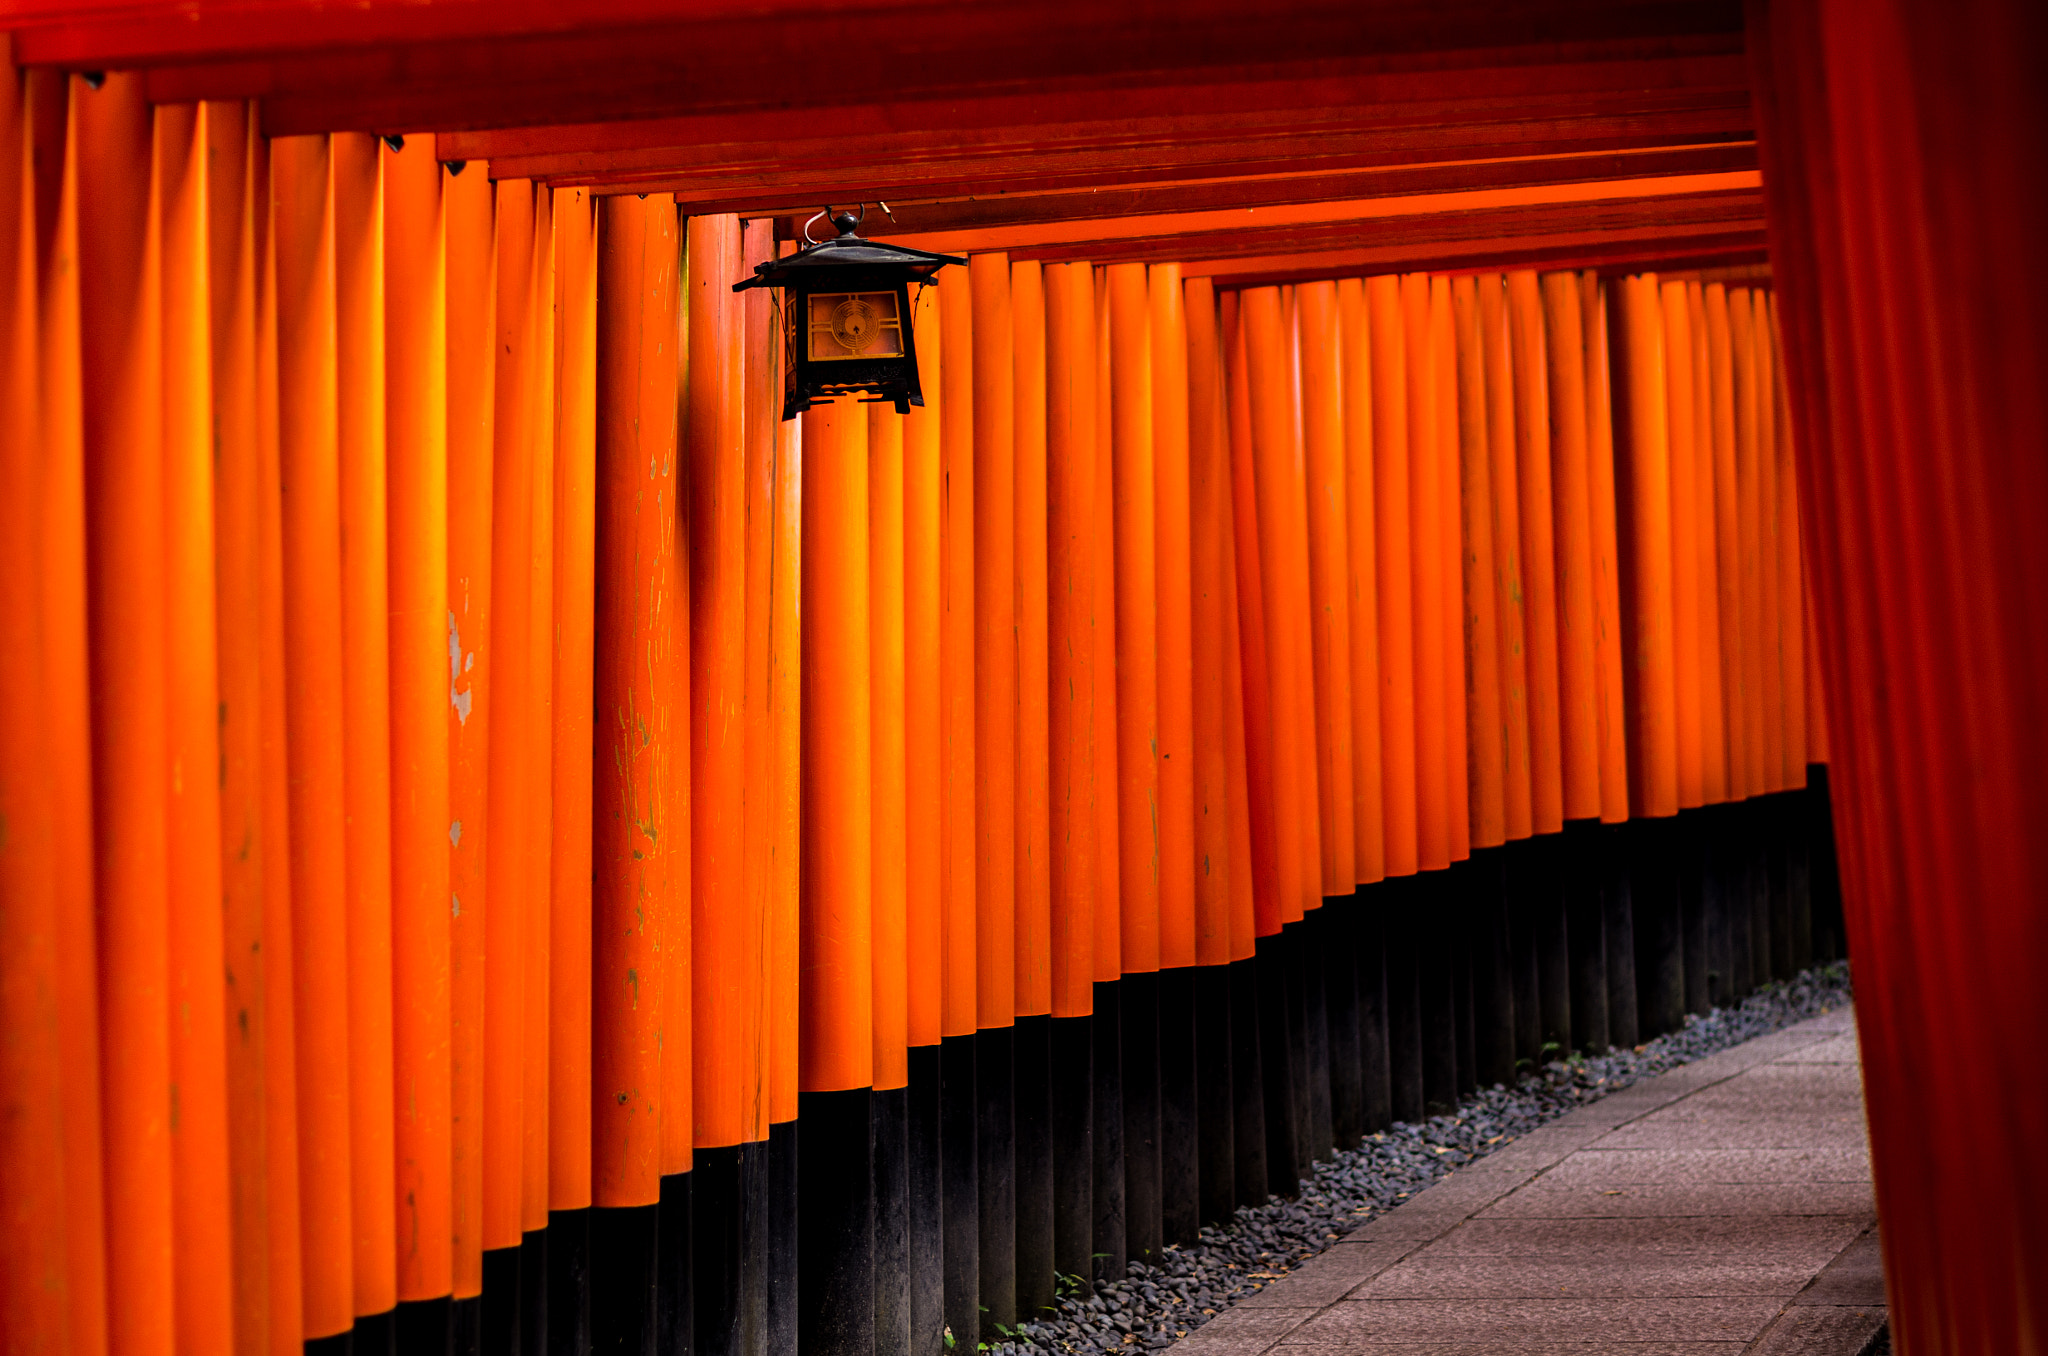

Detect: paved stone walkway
[1173, 1007, 1883, 1355]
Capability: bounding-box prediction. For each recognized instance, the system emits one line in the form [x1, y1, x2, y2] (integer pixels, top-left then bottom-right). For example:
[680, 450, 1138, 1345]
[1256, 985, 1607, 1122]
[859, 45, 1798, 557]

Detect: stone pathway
[1170, 1007, 1884, 1355]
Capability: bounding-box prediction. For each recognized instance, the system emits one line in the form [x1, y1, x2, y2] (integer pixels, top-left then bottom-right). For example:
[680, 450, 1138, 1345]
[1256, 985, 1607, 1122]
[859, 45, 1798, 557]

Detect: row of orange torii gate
[0, 84, 1828, 1356]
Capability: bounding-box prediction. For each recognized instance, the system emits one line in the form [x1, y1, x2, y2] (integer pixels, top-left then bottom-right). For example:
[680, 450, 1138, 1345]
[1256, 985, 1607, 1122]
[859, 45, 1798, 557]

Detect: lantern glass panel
[806, 289, 905, 362]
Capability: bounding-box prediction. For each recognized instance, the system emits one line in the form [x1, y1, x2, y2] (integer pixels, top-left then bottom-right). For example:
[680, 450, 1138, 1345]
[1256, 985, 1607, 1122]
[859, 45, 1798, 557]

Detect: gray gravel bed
[985, 960, 1855, 1356]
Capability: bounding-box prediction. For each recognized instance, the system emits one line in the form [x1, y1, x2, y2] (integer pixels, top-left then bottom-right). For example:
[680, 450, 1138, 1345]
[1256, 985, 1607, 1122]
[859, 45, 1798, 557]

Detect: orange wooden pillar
[273, 130, 357, 1341]
[1751, 294, 1786, 792]
[905, 281, 946, 1046]
[1476, 276, 1533, 843]
[443, 156, 496, 1300]
[591, 193, 680, 1209]
[1542, 272, 1600, 825]
[1297, 280, 1359, 892]
[1093, 269, 1122, 968]
[336, 131, 401, 1321]
[1224, 291, 1280, 929]
[871, 400, 912, 1087]
[76, 73, 176, 1356]
[1769, 295, 1807, 783]
[972, 253, 1018, 1028]
[1108, 262, 1161, 966]
[689, 214, 760, 1156]
[0, 41, 69, 1353]
[1502, 273, 1562, 835]
[33, 68, 114, 1356]
[385, 133, 455, 1304]
[1686, 282, 1728, 807]
[1337, 278, 1386, 884]
[1452, 277, 1506, 851]
[1581, 273, 1630, 825]
[799, 398, 876, 1091]
[1240, 285, 1312, 918]
[1014, 260, 1054, 1012]
[550, 186, 598, 1213]
[1400, 275, 1450, 871]
[1151, 264, 1199, 961]
[939, 265, 979, 1040]
[1282, 290, 1325, 904]
[483, 179, 541, 1255]
[1046, 262, 1098, 1013]
[1660, 281, 1705, 810]
[205, 100, 300, 1356]
[1184, 276, 1230, 953]
[1729, 288, 1767, 803]
[157, 100, 240, 1356]
[1430, 279, 1470, 864]
[1704, 284, 1749, 801]
[1618, 274, 1680, 819]
[1366, 276, 1418, 877]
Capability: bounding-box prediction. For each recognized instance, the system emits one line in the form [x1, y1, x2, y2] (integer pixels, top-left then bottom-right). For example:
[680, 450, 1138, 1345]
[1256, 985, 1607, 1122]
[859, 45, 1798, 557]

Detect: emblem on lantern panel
[809, 291, 904, 360]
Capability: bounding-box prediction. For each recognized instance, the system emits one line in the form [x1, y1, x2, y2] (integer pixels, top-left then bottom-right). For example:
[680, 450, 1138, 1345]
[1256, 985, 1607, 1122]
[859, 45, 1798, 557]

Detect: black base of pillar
[1678, 814, 1710, 1016]
[908, 1048, 945, 1356]
[1014, 1014, 1056, 1318]
[875, 1085, 912, 1356]
[395, 1297, 452, 1356]
[481, 1246, 520, 1355]
[546, 1208, 590, 1356]
[1450, 874, 1477, 1098]
[1633, 817, 1686, 1039]
[655, 1173, 691, 1356]
[1300, 918, 1335, 1165]
[1601, 823, 1640, 1049]
[518, 1228, 547, 1356]
[1226, 957, 1268, 1209]
[589, 1202, 658, 1355]
[939, 1033, 980, 1342]
[1119, 972, 1163, 1263]
[1418, 877, 1460, 1113]
[1323, 900, 1365, 1150]
[766, 1120, 798, 1356]
[1157, 969, 1201, 1244]
[1355, 904, 1392, 1127]
[1090, 982, 1125, 1284]
[977, 1025, 1017, 1335]
[1563, 822, 1609, 1054]
[796, 1087, 874, 1356]
[1255, 936, 1301, 1192]
[1468, 853, 1514, 1086]
[1193, 966, 1236, 1223]
[1384, 880, 1425, 1124]
[453, 1296, 481, 1356]
[1048, 1015, 1094, 1292]
[693, 1146, 747, 1356]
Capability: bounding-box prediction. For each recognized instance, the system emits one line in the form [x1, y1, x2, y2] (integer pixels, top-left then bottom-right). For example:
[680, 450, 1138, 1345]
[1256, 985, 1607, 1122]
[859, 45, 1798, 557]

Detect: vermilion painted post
[1581, 273, 1630, 826]
[483, 179, 538, 1254]
[1046, 262, 1098, 1013]
[77, 71, 176, 1356]
[1768, 294, 1806, 781]
[384, 132, 455, 1304]
[1184, 276, 1230, 960]
[1477, 275, 1534, 843]
[1367, 276, 1419, 879]
[1093, 268, 1122, 974]
[33, 68, 114, 1356]
[1543, 272, 1600, 825]
[1014, 260, 1054, 1012]
[1337, 278, 1386, 884]
[443, 156, 496, 1300]
[905, 282, 946, 1043]
[591, 193, 679, 1209]
[1151, 264, 1199, 963]
[1506, 272, 1563, 836]
[799, 399, 876, 1092]
[549, 186, 597, 1213]
[972, 253, 1019, 1028]
[1620, 274, 1680, 820]
[1705, 284, 1748, 802]
[160, 100, 238, 1355]
[1729, 288, 1768, 804]
[688, 212, 755, 1155]
[1282, 289, 1324, 904]
[1297, 280, 1359, 889]
[1109, 262, 1161, 966]
[1240, 286, 1310, 919]
[1401, 274, 1449, 872]
[0, 41, 69, 1352]
[1431, 278, 1470, 864]
[334, 130, 399, 1321]
[273, 129, 356, 1341]
[1661, 280, 1705, 810]
[939, 265, 979, 1039]
[1751, 291, 1786, 791]
[871, 399, 911, 1088]
[1224, 291, 1281, 932]
[1687, 281, 1729, 807]
[1452, 277, 1506, 851]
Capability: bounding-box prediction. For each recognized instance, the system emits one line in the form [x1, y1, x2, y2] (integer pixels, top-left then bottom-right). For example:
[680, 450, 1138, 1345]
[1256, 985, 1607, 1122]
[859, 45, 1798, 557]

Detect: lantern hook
[802, 203, 870, 245]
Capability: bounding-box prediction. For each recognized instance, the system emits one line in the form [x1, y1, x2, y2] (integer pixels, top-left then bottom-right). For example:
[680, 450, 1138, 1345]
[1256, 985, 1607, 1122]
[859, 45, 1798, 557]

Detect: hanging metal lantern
[733, 206, 964, 420]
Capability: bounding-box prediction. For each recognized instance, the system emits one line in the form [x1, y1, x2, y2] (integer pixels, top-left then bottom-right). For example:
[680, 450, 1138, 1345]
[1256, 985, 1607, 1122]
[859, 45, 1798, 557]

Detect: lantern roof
[733, 211, 966, 292]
